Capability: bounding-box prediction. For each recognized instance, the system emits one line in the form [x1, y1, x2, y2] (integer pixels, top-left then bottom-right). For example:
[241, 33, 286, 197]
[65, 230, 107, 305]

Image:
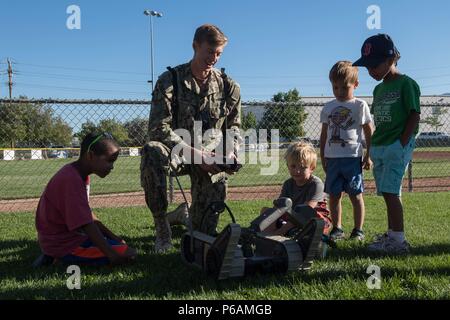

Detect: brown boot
[153, 215, 172, 253]
[166, 202, 189, 226]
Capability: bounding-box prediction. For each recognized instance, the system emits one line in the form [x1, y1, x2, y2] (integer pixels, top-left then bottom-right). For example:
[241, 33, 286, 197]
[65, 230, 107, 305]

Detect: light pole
[143, 10, 163, 93]
[144, 9, 173, 202]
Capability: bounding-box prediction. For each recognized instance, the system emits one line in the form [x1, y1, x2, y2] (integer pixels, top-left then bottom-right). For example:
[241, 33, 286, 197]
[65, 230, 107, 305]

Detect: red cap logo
[363, 43, 372, 56]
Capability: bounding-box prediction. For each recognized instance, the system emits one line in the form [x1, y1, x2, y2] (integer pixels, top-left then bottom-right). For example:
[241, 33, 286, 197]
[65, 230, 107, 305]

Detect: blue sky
[1, 0, 450, 101]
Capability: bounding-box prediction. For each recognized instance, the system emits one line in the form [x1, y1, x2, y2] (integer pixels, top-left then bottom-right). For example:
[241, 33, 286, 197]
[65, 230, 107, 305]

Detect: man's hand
[221, 152, 241, 175]
[199, 151, 222, 174]
[199, 151, 241, 174]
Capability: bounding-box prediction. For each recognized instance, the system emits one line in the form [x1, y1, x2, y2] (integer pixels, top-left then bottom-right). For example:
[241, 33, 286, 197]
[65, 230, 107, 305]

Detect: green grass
[0, 192, 449, 299]
[414, 147, 450, 152]
[1, 150, 449, 200]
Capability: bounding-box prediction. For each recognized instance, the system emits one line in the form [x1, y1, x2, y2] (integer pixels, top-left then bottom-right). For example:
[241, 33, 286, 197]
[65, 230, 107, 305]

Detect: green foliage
[258, 89, 308, 140]
[124, 118, 148, 147]
[241, 111, 257, 131]
[421, 106, 448, 132]
[1, 193, 449, 299]
[77, 119, 130, 146]
[0, 100, 72, 148]
[0, 103, 27, 148]
[2, 151, 448, 200]
[272, 88, 302, 103]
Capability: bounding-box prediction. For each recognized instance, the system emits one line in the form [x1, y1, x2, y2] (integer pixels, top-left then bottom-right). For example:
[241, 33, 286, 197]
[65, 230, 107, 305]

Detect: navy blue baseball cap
[353, 34, 399, 68]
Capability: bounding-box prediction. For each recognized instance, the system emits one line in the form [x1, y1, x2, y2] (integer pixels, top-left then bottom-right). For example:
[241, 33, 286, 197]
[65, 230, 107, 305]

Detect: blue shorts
[370, 138, 415, 196]
[324, 157, 363, 196]
[60, 238, 128, 266]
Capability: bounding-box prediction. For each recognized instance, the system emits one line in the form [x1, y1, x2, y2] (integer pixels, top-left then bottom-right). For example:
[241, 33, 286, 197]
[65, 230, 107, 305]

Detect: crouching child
[255, 141, 333, 253]
[34, 133, 137, 267]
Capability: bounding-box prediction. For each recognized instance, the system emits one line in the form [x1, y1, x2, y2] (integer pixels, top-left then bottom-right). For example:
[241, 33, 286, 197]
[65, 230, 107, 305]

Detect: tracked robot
[179, 197, 326, 280]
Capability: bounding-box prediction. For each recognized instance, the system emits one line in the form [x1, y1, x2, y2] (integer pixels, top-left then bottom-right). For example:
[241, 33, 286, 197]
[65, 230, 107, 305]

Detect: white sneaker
[166, 202, 189, 226]
[154, 238, 173, 253]
[373, 232, 389, 243]
[368, 236, 411, 254]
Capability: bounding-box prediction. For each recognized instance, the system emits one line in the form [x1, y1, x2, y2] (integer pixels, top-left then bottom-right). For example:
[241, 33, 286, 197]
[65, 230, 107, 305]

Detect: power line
[15, 62, 148, 76]
[14, 82, 149, 95]
[236, 65, 450, 79]
[15, 71, 146, 85]
[421, 83, 450, 89]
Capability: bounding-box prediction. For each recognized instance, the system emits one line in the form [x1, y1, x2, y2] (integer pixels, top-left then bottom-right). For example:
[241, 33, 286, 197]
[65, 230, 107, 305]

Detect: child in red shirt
[35, 132, 136, 266]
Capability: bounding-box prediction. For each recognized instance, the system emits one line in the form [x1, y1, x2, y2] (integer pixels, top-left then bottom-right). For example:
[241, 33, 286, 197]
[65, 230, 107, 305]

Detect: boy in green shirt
[353, 34, 421, 254]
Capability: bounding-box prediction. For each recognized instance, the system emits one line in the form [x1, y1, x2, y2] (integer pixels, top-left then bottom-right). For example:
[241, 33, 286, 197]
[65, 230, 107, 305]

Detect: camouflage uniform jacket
[148, 62, 242, 154]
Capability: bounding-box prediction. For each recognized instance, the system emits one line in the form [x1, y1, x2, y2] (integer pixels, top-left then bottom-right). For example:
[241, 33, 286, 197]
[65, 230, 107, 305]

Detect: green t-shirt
[371, 75, 421, 146]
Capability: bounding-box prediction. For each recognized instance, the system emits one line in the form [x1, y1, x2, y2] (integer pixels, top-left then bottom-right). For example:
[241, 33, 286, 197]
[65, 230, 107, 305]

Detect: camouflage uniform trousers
[140, 141, 228, 238]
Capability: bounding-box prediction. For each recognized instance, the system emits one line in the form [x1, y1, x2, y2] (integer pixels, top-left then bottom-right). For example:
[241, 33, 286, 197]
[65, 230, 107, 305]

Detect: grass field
[0, 192, 449, 299]
[1, 149, 450, 200]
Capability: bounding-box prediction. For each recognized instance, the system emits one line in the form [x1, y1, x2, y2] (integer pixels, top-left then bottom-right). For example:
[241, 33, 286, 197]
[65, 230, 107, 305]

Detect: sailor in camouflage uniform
[140, 24, 242, 252]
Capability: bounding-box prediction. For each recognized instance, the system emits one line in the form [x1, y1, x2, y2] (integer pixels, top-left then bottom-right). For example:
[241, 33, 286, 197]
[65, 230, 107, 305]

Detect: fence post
[169, 176, 174, 204]
[408, 160, 413, 192]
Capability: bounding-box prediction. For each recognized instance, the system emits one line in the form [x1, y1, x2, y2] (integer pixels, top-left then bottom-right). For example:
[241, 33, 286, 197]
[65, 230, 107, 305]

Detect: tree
[76, 120, 99, 141]
[49, 117, 73, 146]
[0, 99, 72, 148]
[76, 118, 129, 146]
[241, 111, 257, 131]
[421, 106, 448, 132]
[258, 88, 308, 141]
[124, 118, 148, 147]
[0, 102, 27, 148]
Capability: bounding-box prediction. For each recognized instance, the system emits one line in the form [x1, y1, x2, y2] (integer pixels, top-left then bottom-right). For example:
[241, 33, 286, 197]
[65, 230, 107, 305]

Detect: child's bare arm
[319, 123, 328, 172]
[362, 122, 374, 170]
[79, 222, 125, 264]
[306, 200, 318, 208]
[80, 222, 135, 265]
[401, 111, 420, 146]
[92, 213, 124, 243]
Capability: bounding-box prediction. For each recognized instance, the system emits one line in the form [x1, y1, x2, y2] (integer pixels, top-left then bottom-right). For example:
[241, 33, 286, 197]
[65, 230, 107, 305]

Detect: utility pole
[7, 58, 13, 99]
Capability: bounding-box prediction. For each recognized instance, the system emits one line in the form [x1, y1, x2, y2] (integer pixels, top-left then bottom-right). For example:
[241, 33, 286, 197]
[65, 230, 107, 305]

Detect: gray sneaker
[166, 202, 189, 226]
[373, 232, 389, 242]
[367, 236, 410, 254]
[329, 227, 345, 241]
[349, 228, 365, 241]
[153, 216, 172, 253]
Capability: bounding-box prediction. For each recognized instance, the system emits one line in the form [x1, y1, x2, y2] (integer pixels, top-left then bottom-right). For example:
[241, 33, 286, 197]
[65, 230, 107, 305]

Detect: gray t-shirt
[279, 175, 324, 208]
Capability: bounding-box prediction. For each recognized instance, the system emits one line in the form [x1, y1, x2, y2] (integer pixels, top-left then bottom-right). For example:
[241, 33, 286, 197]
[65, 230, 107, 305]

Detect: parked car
[415, 132, 450, 147]
[48, 146, 69, 159]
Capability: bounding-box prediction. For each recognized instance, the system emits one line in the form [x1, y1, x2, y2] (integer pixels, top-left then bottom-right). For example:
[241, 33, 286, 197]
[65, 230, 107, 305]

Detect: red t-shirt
[35, 163, 93, 257]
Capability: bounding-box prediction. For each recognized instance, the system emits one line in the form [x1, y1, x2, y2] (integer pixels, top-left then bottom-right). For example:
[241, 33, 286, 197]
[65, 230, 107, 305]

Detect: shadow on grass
[1, 237, 449, 299]
[326, 242, 450, 259]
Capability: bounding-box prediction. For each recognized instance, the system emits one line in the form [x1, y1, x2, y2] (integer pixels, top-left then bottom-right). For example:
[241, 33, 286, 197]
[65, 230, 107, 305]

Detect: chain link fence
[1, 98, 449, 212]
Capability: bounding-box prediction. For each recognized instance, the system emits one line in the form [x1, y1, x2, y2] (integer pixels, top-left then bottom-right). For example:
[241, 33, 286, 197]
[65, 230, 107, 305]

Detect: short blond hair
[329, 61, 358, 84]
[284, 141, 317, 170]
[193, 24, 228, 46]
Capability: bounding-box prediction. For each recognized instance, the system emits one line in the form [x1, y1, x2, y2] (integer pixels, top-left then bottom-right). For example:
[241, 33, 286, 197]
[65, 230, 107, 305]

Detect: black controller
[216, 157, 242, 172]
